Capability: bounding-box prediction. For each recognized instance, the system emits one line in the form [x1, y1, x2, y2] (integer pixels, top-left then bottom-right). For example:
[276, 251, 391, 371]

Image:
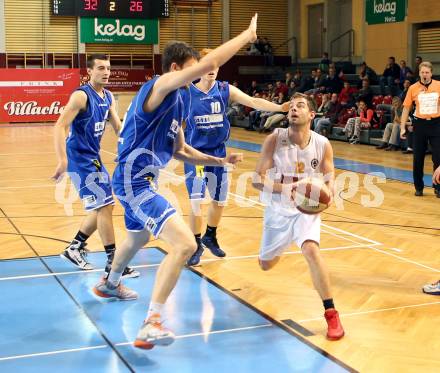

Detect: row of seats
[336, 108, 389, 128]
[311, 93, 393, 128]
[313, 93, 393, 108]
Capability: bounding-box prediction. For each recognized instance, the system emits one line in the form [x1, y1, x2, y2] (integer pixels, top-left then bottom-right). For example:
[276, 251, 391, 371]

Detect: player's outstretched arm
[52, 91, 87, 181]
[145, 14, 258, 112]
[173, 128, 243, 167]
[229, 85, 290, 113]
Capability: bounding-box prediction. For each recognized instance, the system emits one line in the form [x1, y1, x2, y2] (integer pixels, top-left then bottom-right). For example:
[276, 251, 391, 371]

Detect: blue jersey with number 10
[183, 81, 230, 157]
[66, 84, 112, 157]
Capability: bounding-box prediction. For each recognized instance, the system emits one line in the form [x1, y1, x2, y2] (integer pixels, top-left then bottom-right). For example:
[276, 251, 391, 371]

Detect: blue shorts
[184, 163, 229, 203]
[112, 165, 176, 236]
[67, 155, 114, 211]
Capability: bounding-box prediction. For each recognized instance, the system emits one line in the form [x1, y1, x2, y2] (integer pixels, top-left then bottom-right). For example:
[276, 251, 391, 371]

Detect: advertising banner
[365, 0, 407, 25]
[80, 69, 153, 92]
[0, 69, 79, 123]
[80, 17, 158, 44]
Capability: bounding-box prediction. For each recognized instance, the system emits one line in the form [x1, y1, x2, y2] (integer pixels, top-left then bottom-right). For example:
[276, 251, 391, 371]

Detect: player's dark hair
[291, 92, 317, 112]
[162, 41, 199, 73]
[87, 54, 109, 68]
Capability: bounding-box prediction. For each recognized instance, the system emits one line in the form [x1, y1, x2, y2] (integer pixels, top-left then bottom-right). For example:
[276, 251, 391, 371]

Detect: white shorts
[259, 206, 321, 261]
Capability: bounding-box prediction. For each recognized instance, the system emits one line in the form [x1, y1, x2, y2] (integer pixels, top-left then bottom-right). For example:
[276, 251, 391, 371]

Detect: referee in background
[400, 61, 440, 197]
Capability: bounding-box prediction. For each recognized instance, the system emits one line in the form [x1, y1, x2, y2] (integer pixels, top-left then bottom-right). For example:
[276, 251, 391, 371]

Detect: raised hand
[248, 13, 258, 43]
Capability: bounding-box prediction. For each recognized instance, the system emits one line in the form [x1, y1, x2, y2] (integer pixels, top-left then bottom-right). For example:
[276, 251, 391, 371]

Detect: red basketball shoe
[324, 308, 345, 340]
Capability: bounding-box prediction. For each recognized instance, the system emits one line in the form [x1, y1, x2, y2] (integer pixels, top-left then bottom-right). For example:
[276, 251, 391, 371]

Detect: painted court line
[198, 243, 380, 264]
[323, 230, 439, 273]
[0, 345, 108, 362]
[333, 162, 366, 167]
[388, 247, 403, 253]
[0, 178, 51, 183]
[321, 223, 381, 246]
[368, 246, 440, 273]
[0, 244, 373, 282]
[0, 152, 55, 156]
[0, 324, 272, 362]
[0, 263, 159, 282]
[321, 228, 378, 248]
[299, 300, 440, 323]
[0, 184, 55, 190]
[116, 323, 273, 347]
[320, 226, 436, 272]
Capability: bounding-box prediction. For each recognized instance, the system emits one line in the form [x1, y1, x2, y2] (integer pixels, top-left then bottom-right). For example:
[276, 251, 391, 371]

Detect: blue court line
[0, 249, 355, 373]
[226, 139, 434, 186]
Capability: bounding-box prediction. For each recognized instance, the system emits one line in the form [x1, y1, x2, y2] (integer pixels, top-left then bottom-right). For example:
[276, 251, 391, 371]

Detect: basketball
[291, 177, 331, 214]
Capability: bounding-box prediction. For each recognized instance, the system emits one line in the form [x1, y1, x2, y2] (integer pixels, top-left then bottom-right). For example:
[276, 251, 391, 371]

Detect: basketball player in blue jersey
[92, 14, 258, 350]
[183, 48, 290, 266]
[53, 54, 139, 279]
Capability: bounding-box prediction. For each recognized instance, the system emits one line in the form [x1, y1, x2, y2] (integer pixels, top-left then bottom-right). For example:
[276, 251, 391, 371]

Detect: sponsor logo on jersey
[194, 114, 224, 125]
[167, 119, 179, 139]
[145, 217, 157, 232]
[83, 195, 97, 208]
[95, 121, 105, 132]
[280, 138, 289, 146]
[94, 123, 105, 137]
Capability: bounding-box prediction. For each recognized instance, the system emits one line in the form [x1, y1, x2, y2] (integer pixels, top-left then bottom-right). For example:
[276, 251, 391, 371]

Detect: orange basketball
[291, 177, 331, 214]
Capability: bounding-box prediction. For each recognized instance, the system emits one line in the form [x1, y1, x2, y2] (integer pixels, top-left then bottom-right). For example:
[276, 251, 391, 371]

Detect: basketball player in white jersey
[252, 92, 344, 340]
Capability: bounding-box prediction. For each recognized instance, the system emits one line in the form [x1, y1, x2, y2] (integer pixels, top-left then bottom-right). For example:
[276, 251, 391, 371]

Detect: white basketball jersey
[261, 128, 329, 216]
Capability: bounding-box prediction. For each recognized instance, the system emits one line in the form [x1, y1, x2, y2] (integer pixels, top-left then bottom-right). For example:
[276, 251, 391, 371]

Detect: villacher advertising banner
[0, 69, 79, 123]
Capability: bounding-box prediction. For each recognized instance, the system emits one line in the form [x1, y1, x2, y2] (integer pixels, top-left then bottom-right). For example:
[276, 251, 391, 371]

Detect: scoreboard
[52, 0, 170, 18]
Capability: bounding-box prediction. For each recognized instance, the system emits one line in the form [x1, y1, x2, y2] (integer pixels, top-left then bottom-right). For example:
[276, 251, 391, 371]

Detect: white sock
[147, 302, 164, 320]
[107, 270, 123, 287]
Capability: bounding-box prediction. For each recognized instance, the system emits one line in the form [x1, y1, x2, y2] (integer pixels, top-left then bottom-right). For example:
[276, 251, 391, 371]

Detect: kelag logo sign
[365, 0, 407, 25]
[80, 18, 158, 44]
